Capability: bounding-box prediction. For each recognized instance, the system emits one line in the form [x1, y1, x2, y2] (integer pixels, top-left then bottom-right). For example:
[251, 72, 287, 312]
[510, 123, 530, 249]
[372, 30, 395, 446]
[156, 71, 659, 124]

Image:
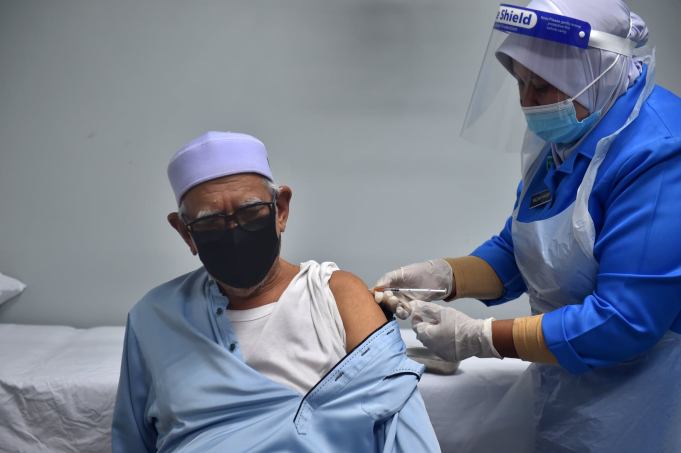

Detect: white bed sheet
[401, 328, 532, 453]
[0, 324, 125, 453]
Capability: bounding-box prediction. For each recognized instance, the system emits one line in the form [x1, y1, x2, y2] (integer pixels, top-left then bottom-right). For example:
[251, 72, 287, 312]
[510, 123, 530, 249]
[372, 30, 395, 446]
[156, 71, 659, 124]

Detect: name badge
[530, 190, 552, 209]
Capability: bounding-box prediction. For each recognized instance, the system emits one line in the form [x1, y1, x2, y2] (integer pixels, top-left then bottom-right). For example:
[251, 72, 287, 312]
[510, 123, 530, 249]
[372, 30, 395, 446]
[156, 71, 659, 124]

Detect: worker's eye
[531, 80, 549, 92]
[517, 79, 527, 96]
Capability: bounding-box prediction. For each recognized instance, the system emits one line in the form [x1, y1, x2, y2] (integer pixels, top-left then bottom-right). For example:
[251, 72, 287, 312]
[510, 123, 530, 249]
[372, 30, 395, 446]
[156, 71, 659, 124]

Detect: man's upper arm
[329, 270, 388, 352]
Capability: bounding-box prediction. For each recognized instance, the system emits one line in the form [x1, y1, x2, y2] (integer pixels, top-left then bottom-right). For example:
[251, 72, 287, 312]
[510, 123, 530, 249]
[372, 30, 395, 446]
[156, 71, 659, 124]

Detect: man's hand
[411, 301, 501, 362]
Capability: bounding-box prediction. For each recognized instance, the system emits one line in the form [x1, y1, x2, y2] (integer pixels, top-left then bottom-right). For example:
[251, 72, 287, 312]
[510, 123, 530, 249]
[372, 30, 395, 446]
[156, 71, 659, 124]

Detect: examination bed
[0, 324, 530, 452]
[0, 324, 124, 453]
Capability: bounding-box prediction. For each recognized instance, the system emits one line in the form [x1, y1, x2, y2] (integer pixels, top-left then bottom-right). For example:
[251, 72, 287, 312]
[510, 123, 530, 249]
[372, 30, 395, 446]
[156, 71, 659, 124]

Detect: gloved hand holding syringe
[372, 260, 500, 363]
[373, 288, 447, 319]
[372, 259, 454, 319]
[373, 286, 447, 319]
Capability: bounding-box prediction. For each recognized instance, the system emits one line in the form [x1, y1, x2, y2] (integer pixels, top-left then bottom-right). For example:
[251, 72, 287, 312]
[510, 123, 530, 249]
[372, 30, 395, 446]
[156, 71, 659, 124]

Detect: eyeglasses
[185, 195, 277, 235]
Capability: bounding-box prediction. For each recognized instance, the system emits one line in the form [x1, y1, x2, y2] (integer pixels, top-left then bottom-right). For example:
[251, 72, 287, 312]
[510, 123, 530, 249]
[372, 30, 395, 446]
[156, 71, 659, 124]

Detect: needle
[374, 287, 447, 294]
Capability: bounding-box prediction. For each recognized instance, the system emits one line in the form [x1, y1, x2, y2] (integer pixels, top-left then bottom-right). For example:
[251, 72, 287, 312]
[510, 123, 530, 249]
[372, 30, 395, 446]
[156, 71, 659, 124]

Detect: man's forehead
[182, 174, 270, 213]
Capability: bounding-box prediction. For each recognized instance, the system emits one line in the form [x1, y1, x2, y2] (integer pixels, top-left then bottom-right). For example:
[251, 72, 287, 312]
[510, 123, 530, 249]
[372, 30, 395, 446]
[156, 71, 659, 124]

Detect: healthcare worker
[375, 0, 681, 451]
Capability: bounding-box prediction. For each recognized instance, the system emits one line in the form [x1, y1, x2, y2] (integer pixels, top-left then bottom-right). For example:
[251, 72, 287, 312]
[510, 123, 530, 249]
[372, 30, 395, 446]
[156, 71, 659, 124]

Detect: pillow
[0, 272, 26, 306]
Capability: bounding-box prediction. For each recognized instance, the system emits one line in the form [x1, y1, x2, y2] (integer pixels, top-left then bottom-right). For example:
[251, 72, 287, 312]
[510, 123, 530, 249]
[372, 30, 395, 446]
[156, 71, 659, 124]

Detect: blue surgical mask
[522, 101, 600, 144]
[521, 58, 617, 144]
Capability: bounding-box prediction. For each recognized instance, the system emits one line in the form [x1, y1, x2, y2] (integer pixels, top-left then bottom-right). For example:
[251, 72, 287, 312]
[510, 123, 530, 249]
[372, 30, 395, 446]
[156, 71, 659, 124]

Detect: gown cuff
[512, 314, 558, 364]
[444, 256, 504, 301]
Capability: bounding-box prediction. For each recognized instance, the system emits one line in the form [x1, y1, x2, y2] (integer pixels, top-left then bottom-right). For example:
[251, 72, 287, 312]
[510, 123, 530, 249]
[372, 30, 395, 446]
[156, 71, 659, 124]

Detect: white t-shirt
[227, 303, 277, 362]
[226, 261, 346, 395]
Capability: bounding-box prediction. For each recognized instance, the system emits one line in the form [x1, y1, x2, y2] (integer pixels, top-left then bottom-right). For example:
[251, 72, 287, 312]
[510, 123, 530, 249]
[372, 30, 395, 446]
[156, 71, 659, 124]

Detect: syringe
[373, 287, 447, 295]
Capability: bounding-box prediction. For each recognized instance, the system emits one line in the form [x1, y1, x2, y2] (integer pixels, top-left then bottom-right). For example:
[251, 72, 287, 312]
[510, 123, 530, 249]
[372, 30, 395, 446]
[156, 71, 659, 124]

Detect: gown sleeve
[471, 182, 528, 305]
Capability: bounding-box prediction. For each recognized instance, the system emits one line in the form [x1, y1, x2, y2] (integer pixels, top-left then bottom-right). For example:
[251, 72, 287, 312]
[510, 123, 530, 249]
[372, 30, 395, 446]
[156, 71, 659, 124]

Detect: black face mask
[191, 212, 280, 289]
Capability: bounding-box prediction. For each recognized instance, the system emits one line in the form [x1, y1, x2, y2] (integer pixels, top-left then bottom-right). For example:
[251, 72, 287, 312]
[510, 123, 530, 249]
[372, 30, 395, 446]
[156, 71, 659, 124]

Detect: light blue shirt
[112, 268, 440, 452]
[472, 68, 681, 373]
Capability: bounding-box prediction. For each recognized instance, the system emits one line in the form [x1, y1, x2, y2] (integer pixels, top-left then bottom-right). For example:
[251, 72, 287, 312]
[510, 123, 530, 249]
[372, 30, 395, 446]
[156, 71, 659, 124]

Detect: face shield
[461, 3, 641, 153]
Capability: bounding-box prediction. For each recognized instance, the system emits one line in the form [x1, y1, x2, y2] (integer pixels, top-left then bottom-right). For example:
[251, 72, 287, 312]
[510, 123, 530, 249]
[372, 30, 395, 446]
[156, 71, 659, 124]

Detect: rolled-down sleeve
[543, 140, 681, 374]
[112, 317, 157, 452]
[365, 359, 440, 452]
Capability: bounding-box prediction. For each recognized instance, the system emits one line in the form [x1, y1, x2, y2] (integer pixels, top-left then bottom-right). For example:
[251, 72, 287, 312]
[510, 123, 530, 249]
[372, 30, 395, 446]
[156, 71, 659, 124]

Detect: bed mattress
[0, 324, 125, 453]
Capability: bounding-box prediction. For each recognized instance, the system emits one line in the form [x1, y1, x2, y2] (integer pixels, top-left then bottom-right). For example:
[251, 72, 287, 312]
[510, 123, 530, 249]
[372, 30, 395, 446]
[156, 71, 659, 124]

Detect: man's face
[167, 173, 292, 286]
[182, 173, 277, 230]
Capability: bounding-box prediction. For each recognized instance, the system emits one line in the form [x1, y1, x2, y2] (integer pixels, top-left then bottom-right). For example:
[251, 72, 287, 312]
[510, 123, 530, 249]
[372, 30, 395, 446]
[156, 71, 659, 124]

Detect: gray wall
[1, 0, 679, 328]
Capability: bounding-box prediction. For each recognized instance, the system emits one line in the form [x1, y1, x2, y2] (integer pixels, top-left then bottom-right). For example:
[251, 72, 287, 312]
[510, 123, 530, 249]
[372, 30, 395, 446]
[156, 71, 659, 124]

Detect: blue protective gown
[473, 68, 681, 373]
[112, 268, 440, 452]
[459, 65, 681, 453]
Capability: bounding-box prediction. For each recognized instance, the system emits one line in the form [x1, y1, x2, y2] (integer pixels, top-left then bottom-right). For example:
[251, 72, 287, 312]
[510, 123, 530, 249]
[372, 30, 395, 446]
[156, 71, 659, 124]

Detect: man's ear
[275, 186, 292, 233]
[167, 212, 197, 255]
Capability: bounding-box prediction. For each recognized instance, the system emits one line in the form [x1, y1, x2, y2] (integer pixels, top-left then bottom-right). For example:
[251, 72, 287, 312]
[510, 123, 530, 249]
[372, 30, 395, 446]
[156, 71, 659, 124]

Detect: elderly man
[112, 131, 439, 452]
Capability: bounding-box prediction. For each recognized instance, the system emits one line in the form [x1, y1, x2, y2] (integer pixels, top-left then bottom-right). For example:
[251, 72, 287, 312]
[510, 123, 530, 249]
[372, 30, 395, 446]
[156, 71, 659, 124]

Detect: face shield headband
[460, 3, 646, 153]
[493, 4, 638, 58]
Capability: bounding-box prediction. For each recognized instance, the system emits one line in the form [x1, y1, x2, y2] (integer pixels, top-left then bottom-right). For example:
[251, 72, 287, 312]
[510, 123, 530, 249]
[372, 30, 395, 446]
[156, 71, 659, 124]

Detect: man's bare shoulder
[329, 270, 388, 352]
